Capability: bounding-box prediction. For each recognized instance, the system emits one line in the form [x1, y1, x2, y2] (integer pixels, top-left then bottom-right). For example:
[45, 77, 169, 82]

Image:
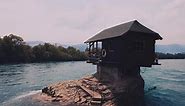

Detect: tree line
[156, 52, 185, 59]
[0, 34, 87, 64]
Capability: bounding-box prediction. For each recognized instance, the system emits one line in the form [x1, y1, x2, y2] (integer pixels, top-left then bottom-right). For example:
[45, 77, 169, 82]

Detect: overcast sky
[0, 0, 185, 44]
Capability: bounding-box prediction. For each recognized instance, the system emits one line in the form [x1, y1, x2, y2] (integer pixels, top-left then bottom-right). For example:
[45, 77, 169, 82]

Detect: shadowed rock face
[114, 76, 145, 106]
[33, 74, 144, 106]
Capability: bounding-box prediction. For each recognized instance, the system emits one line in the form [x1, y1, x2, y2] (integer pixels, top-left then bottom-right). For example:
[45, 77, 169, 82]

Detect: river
[0, 60, 185, 106]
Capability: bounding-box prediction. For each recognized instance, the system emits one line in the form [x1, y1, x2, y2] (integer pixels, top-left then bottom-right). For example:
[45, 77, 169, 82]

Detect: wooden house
[84, 20, 162, 80]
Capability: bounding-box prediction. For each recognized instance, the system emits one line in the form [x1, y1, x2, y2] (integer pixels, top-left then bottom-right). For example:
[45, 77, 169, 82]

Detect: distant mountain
[156, 44, 185, 54]
[26, 41, 45, 47]
[61, 44, 87, 51]
[70, 44, 87, 51]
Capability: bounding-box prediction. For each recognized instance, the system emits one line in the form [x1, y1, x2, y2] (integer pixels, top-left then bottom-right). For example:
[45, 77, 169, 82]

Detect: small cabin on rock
[85, 20, 162, 81]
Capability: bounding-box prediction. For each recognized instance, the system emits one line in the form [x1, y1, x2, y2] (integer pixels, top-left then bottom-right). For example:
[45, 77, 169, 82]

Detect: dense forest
[0, 34, 87, 64]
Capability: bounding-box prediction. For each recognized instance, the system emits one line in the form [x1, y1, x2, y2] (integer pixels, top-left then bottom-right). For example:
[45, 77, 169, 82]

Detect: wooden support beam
[96, 42, 98, 54]
[92, 42, 94, 53]
[88, 43, 91, 55]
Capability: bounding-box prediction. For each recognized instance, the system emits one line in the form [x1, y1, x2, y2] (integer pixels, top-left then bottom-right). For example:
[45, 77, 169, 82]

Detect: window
[134, 40, 145, 52]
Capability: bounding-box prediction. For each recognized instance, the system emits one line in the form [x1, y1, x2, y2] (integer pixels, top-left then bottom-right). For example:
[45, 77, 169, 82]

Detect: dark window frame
[134, 40, 145, 52]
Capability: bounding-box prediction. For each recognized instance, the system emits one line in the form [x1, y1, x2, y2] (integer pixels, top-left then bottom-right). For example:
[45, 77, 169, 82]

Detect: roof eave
[155, 33, 163, 40]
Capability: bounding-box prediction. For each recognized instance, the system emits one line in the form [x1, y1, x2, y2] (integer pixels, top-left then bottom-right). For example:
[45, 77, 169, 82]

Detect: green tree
[1, 34, 33, 62]
[2, 34, 23, 62]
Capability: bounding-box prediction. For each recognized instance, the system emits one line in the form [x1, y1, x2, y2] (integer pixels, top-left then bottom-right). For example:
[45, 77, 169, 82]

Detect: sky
[0, 0, 185, 45]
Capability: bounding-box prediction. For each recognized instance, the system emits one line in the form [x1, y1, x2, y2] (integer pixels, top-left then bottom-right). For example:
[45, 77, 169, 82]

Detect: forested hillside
[0, 34, 87, 64]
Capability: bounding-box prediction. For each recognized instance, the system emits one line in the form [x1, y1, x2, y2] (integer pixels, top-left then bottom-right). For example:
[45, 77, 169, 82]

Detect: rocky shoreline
[32, 74, 144, 106]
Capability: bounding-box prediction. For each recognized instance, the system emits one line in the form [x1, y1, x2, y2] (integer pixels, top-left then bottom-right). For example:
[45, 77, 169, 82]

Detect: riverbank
[32, 74, 144, 106]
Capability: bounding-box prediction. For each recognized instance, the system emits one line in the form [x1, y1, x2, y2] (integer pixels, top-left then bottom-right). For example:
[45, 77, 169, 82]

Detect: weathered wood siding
[121, 31, 155, 67]
[101, 31, 156, 68]
[102, 37, 122, 63]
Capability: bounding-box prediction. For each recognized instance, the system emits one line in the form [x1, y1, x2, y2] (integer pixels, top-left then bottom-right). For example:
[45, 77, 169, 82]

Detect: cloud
[0, 0, 185, 44]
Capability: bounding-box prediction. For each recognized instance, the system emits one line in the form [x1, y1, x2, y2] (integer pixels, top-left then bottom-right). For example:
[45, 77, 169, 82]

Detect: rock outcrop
[33, 74, 144, 106]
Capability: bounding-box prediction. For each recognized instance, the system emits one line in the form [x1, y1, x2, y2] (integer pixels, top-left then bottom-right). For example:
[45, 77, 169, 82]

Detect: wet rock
[42, 87, 48, 94]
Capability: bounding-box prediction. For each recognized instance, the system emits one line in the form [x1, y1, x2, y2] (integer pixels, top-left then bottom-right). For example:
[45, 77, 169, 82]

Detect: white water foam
[2, 90, 41, 105]
[14, 90, 41, 100]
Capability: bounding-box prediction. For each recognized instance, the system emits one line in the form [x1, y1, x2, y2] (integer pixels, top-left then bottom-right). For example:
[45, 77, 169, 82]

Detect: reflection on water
[0, 60, 185, 106]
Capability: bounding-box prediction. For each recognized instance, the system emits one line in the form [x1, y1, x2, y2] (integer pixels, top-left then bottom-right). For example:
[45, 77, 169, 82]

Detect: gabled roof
[85, 20, 162, 43]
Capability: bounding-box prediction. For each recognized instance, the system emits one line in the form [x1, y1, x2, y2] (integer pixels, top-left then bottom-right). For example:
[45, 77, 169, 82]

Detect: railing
[86, 41, 103, 64]
[87, 51, 102, 64]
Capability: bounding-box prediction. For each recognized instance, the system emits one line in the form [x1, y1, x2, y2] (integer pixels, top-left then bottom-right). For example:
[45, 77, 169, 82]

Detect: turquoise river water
[0, 60, 185, 106]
